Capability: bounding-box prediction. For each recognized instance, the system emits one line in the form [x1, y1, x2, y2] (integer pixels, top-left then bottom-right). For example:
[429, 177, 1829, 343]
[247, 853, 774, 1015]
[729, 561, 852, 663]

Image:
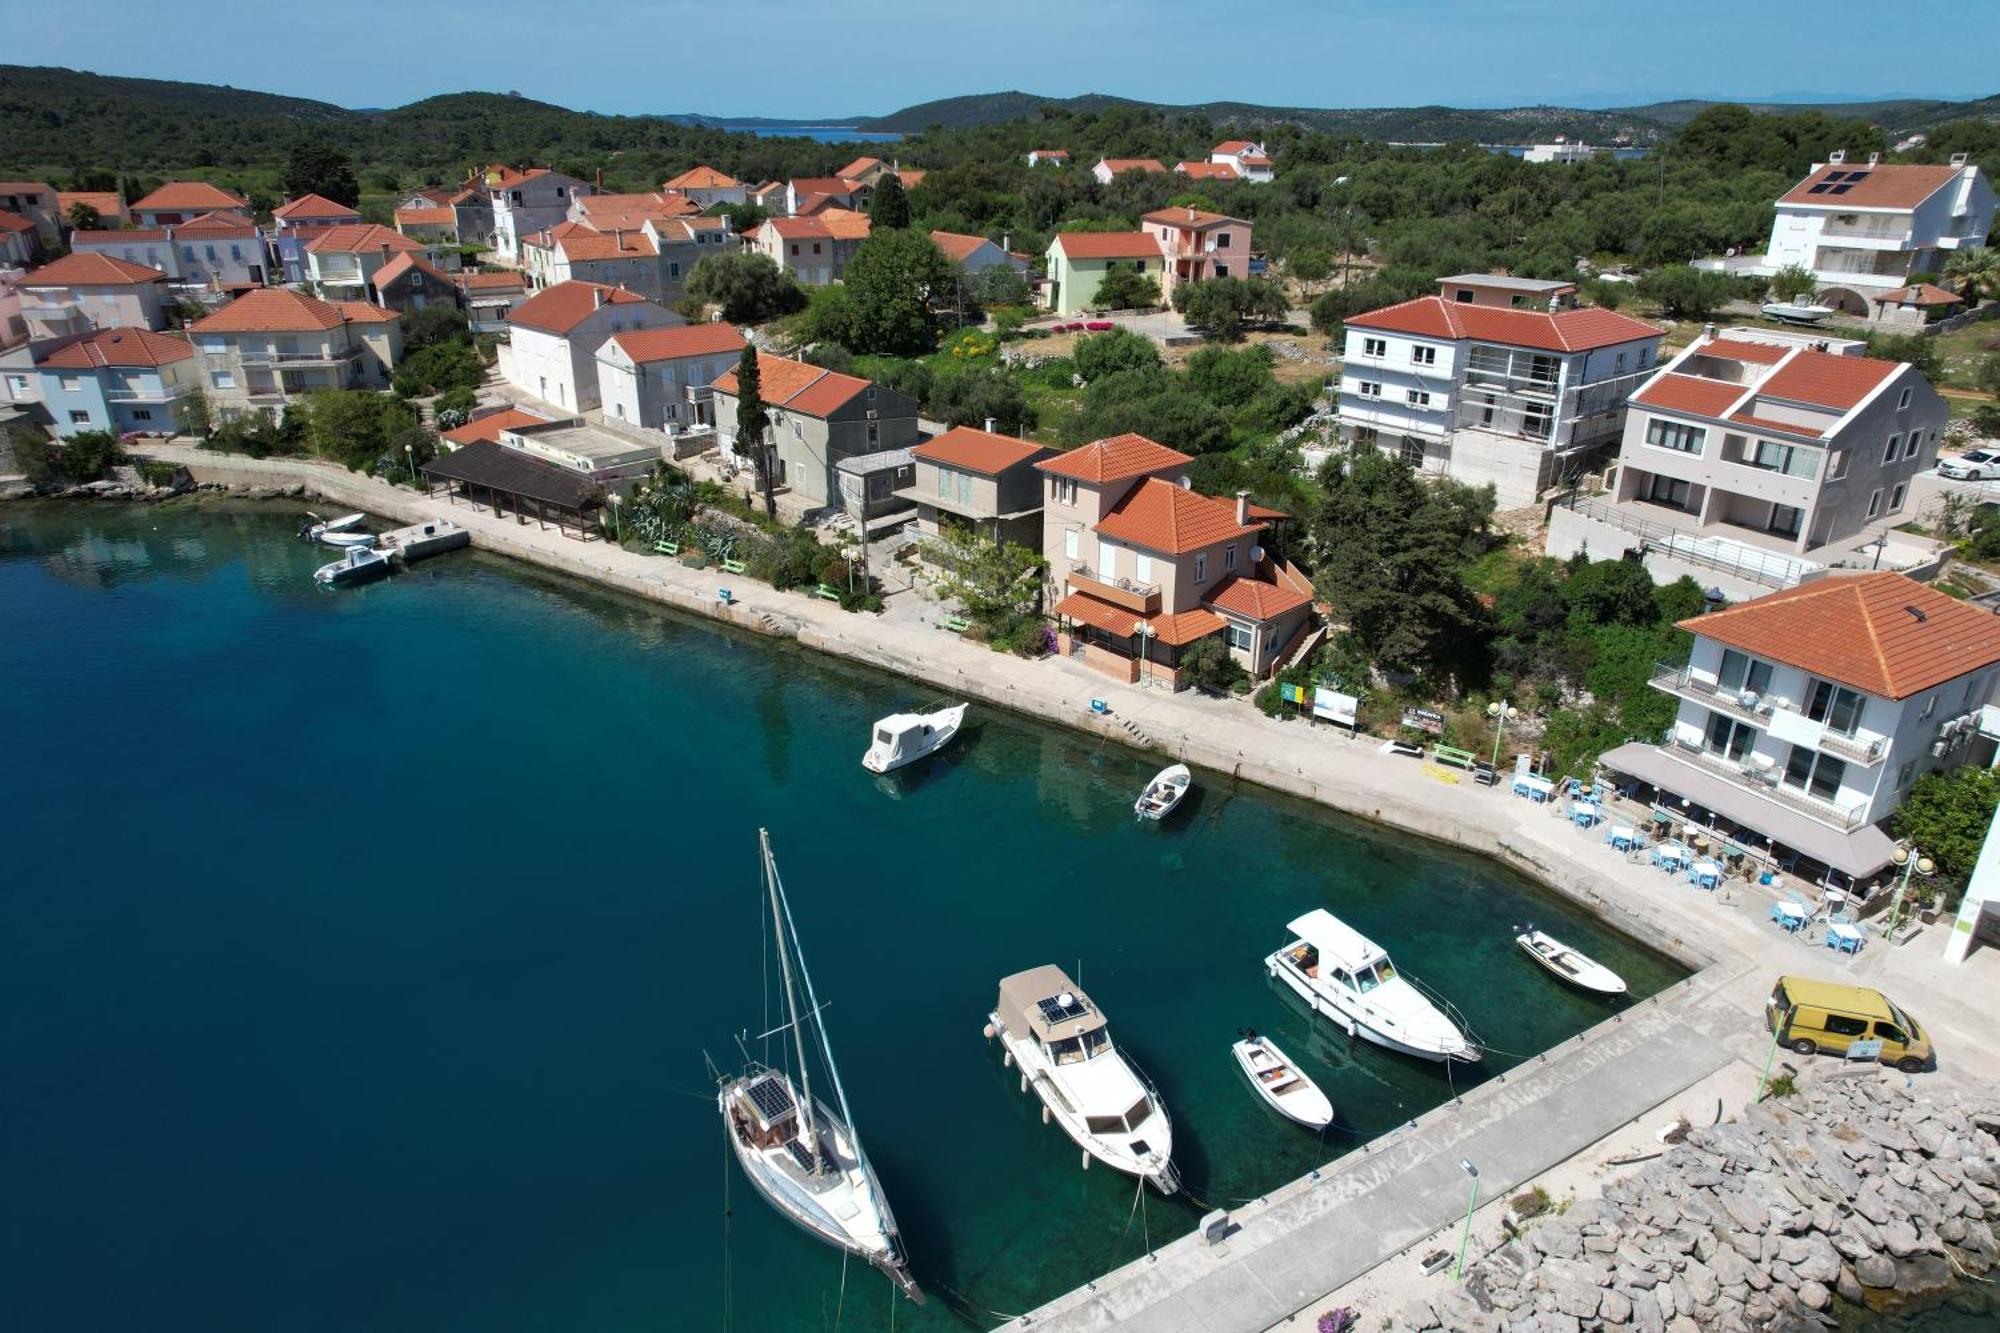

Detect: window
[210, 371, 235, 389]
[1194, 552, 1207, 583]
[1615, 352, 1627, 374]
[1054, 478, 1077, 505]
[1867, 489, 1883, 519]
[1356, 381, 1382, 398]
[1406, 389, 1431, 408]
[1134, 552, 1153, 583]
[1215, 233, 1231, 248]
[1897, 386, 1912, 410]
[1225, 544, 1237, 571]
[669, 262, 681, 279]
[58, 375, 81, 391]
[1902, 433, 1922, 461]
[1400, 437, 1425, 467]
[204, 245, 217, 261]
[1920, 694, 1936, 720]
[1645, 419, 1705, 454]
[1883, 434, 1901, 464]
[1785, 744, 1848, 801]
[1804, 679, 1865, 736]
[1411, 345, 1436, 366]
[1769, 504, 1803, 537]
[1214, 262, 1228, 278]
[1454, 288, 1475, 303]
[1746, 439, 1819, 479]
[182, 246, 195, 261]
[1705, 712, 1759, 762]
[132, 409, 152, 420]
[937, 469, 950, 497]
[1717, 649, 1774, 697]
[1898, 760, 1916, 790]
[1828, 450, 1849, 480]
[1889, 482, 1907, 513]
[1063, 528, 1080, 560]
[1361, 337, 1386, 358]
[1646, 474, 1692, 507]
[68, 409, 89, 424]
[867, 422, 879, 444]
[1226, 621, 1253, 651]
[1823, 1014, 1869, 1038]
[229, 245, 241, 260]
[1102, 543, 1118, 578]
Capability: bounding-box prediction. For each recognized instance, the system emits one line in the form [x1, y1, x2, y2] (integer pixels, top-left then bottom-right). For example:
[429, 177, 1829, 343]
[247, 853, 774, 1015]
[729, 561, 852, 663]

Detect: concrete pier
[121, 443, 2000, 1329]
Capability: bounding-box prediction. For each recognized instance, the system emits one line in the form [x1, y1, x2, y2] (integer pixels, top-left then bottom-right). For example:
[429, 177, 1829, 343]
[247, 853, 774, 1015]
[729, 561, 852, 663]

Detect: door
[1768, 504, 1803, 538]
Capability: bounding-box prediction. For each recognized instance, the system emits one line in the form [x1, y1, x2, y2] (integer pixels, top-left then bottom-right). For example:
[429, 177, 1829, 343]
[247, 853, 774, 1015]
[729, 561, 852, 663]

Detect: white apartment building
[488, 167, 594, 265]
[1337, 276, 1663, 506]
[1760, 151, 1993, 318]
[1209, 141, 1274, 182]
[595, 322, 747, 435]
[1548, 327, 1946, 596]
[1601, 572, 2000, 889]
[17, 252, 171, 336]
[70, 217, 267, 290]
[497, 281, 680, 413]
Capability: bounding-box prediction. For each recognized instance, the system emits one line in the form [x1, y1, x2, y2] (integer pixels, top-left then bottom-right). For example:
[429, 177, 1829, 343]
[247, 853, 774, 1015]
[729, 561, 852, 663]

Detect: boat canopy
[870, 714, 936, 762]
[1284, 909, 1388, 973]
[997, 965, 1107, 1044]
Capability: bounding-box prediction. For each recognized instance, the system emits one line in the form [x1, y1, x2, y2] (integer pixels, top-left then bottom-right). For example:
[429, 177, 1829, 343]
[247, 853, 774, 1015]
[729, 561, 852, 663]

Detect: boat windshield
[875, 728, 895, 745]
[1357, 959, 1397, 992]
[1048, 1029, 1110, 1065]
[1084, 1097, 1153, 1136]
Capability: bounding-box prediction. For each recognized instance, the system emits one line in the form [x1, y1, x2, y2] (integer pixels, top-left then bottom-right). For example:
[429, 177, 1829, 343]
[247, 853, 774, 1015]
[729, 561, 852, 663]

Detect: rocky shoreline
[1397, 1074, 2000, 1332]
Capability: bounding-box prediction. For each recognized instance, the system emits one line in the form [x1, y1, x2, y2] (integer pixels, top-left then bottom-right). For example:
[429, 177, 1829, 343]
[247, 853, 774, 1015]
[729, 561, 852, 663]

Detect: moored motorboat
[861, 703, 967, 773]
[312, 544, 391, 587]
[1267, 909, 1480, 1063]
[319, 529, 377, 548]
[717, 830, 921, 1302]
[1231, 1031, 1334, 1129]
[1134, 764, 1192, 821]
[1515, 927, 1627, 997]
[988, 965, 1178, 1193]
[301, 512, 365, 541]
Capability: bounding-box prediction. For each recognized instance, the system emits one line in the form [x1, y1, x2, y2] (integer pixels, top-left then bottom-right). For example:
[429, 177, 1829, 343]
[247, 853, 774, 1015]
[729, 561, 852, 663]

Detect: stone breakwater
[1398, 1074, 2000, 1332]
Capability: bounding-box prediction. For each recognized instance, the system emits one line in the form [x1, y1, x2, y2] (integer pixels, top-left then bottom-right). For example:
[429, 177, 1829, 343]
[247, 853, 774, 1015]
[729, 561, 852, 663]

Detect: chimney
[1829, 148, 1847, 165]
[1702, 322, 1717, 341]
[1235, 490, 1249, 525]
[596, 167, 604, 188]
[1951, 151, 1971, 168]
[1867, 151, 1881, 167]
[984, 416, 997, 433]
[1002, 233, 1010, 252]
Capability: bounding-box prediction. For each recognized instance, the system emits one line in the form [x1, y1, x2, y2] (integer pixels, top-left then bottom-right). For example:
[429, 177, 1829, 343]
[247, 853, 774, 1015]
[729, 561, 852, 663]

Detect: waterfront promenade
[130, 444, 2000, 1329]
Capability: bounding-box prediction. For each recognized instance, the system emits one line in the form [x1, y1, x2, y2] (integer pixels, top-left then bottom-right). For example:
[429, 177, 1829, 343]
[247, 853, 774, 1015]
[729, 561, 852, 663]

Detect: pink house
[1141, 207, 1253, 300]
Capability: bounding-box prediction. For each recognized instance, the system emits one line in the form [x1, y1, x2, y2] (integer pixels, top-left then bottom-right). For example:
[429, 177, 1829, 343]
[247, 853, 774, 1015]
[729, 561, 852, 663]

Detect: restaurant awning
[422, 440, 602, 512]
[1598, 742, 1897, 878]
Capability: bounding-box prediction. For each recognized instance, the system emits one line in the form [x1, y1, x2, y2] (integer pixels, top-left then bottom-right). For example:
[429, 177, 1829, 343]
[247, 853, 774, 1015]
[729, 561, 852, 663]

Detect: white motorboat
[319, 529, 377, 549]
[301, 512, 365, 541]
[717, 831, 921, 1303]
[1267, 909, 1480, 1063]
[988, 965, 1178, 1194]
[1760, 300, 1835, 326]
[861, 703, 966, 774]
[312, 545, 391, 587]
[1134, 763, 1192, 821]
[1232, 1032, 1334, 1130]
[1516, 927, 1628, 998]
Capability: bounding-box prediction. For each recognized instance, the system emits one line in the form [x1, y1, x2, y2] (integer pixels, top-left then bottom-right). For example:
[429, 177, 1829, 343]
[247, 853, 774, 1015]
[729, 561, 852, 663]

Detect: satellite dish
[1251, 546, 1265, 562]
[1056, 991, 1077, 1008]
[1179, 475, 1193, 489]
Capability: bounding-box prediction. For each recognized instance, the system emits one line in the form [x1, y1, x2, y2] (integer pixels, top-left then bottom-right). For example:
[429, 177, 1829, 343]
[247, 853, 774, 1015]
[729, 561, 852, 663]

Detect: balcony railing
[1818, 219, 1913, 244]
[1650, 664, 1886, 766]
[1068, 563, 1160, 614]
[1557, 494, 1818, 590]
[238, 348, 360, 367]
[103, 387, 174, 403]
[1663, 737, 1868, 830]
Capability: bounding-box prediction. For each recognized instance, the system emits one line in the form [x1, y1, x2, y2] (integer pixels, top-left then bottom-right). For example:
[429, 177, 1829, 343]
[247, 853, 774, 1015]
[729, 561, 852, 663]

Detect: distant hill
[859, 88, 2000, 142]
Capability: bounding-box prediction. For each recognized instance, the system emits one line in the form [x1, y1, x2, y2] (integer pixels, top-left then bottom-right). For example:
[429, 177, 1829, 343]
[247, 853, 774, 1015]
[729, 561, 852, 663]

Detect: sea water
[1, 503, 1688, 1330]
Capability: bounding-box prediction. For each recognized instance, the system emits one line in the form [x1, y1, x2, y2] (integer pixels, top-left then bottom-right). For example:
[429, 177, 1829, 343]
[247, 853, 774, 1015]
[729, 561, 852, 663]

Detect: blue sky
[12, 0, 1997, 117]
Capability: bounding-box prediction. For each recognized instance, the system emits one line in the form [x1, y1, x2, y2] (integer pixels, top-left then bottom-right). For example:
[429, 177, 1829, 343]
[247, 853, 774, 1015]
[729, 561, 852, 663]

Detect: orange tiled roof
[190, 288, 350, 332]
[1779, 163, 1961, 210]
[817, 208, 871, 242]
[1878, 282, 1963, 307]
[173, 211, 259, 237]
[1142, 207, 1247, 231]
[893, 169, 926, 189]
[0, 180, 53, 194]
[71, 227, 168, 243]
[1345, 295, 1661, 353]
[662, 166, 741, 190]
[1679, 572, 2000, 700]
[131, 181, 247, 213]
[371, 251, 453, 290]
[1052, 231, 1162, 261]
[333, 300, 399, 324]
[789, 177, 858, 197]
[1095, 477, 1263, 555]
[1756, 349, 1899, 412]
[1204, 575, 1311, 622]
[928, 231, 992, 263]
[22, 252, 165, 286]
[506, 281, 654, 334]
[608, 324, 748, 363]
[56, 190, 123, 217]
[306, 223, 424, 255]
[444, 407, 552, 446]
[396, 205, 456, 229]
[1053, 592, 1227, 646]
[1212, 140, 1260, 156]
[1632, 373, 1748, 417]
[0, 211, 35, 233]
[1037, 433, 1192, 483]
[1096, 158, 1167, 175]
[712, 351, 872, 418]
[273, 193, 360, 220]
[458, 270, 528, 292]
[560, 229, 658, 261]
[39, 327, 194, 369]
[1701, 338, 1791, 365]
[835, 156, 884, 180]
[1174, 162, 1240, 180]
[913, 425, 1044, 475]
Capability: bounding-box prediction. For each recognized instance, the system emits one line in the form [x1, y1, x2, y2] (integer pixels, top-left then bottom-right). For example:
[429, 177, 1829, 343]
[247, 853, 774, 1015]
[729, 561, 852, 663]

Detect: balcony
[1663, 737, 1867, 830]
[1068, 563, 1160, 614]
[1817, 219, 1913, 247]
[238, 347, 360, 368]
[103, 387, 174, 403]
[1649, 665, 1886, 766]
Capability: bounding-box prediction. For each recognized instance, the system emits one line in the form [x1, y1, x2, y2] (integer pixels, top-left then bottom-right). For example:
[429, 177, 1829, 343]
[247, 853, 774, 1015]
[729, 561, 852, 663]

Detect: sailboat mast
[770, 838, 866, 1168]
[761, 828, 819, 1162]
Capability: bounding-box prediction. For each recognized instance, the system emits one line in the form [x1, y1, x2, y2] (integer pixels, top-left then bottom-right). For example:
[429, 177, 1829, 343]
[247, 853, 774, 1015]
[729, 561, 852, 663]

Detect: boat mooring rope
[721, 1133, 734, 1333]
[830, 1249, 848, 1332]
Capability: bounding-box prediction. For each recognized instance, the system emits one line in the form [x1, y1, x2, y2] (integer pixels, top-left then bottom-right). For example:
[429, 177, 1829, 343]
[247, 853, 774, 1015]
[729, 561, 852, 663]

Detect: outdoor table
[1570, 805, 1601, 829]
[1690, 860, 1723, 889]
[1772, 901, 1810, 932]
[1827, 923, 1866, 955]
[1653, 842, 1689, 871]
[1513, 774, 1555, 802]
[1605, 824, 1639, 852]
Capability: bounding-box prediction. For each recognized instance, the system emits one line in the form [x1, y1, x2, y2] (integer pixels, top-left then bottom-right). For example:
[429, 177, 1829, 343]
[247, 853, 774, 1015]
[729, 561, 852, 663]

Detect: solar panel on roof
[1807, 184, 1832, 194]
[747, 1075, 796, 1121]
[1828, 184, 1853, 195]
[1037, 992, 1090, 1025]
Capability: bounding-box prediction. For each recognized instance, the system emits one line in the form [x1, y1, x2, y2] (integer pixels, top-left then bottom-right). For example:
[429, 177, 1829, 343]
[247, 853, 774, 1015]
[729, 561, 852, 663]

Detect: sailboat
[716, 830, 921, 1303]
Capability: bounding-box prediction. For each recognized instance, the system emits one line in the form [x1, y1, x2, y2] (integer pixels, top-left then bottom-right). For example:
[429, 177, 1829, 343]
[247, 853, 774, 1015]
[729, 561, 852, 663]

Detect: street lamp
[1886, 843, 1936, 939]
[1487, 700, 1519, 771]
[404, 441, 416, 488]
[1136, 621, 1156, 688]
[606, 490, 623, 543]
[1453, 1159, 1480, 1280]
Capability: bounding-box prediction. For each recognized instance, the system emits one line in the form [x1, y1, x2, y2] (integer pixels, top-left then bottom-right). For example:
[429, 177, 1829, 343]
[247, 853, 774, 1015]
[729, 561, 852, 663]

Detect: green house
[1045, 232, 1164, 316]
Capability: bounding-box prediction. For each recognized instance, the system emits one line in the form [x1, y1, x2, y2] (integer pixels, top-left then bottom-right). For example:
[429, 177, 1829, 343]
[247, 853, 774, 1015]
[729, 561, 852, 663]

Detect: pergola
[422, 440, 604, 540]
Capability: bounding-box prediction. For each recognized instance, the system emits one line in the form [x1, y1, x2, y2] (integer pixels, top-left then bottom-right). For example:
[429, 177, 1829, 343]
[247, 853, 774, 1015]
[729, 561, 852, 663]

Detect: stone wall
[1400, 1073, 2000, 1332]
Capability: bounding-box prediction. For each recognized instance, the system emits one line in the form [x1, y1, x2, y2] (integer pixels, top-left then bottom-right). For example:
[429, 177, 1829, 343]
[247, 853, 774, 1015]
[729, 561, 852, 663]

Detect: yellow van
[1765, 976, 1931, 1072]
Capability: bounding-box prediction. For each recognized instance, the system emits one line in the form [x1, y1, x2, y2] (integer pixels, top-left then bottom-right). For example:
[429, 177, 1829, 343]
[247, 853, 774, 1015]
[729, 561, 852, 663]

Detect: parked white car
[1938, 449, 2000, 481]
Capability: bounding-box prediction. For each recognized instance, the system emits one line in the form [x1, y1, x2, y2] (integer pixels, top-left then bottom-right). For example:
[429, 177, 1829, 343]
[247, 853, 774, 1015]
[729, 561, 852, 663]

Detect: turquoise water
[1, 503, 1687, 1331]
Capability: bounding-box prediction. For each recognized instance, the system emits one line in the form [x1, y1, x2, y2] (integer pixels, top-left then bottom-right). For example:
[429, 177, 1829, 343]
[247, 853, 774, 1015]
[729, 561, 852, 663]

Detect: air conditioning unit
[1932, 740, 1949, 758]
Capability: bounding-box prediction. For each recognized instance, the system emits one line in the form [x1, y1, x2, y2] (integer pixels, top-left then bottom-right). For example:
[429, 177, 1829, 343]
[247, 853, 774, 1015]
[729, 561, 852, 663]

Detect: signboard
[1843, 1038, 1884, 1063]
[1402, 707, 1446, 736]
[1313, 688, 1359, 727]
[1279, 682, 1308, 704]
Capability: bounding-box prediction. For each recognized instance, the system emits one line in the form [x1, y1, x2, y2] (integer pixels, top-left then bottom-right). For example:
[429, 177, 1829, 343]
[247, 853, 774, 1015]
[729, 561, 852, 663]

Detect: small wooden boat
[1516, 928, 1627, 997]
[319, 529, 377, 548]
[1231, 1033, 1333, 1129]
[313, 545, 392, 587]
[301, 512, 365, 541]
[1134, 763, 1192, 821]
[861, 703, 967, 774]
